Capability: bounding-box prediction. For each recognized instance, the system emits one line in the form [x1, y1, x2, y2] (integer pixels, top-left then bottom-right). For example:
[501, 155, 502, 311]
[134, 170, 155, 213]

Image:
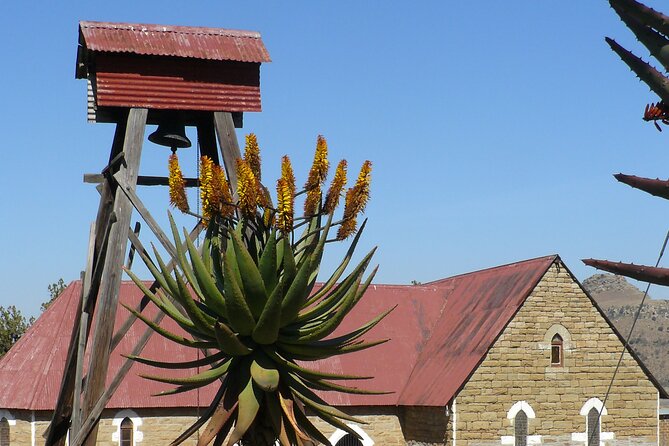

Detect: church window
[551, 334, 563, 366]
[0, 418, 8, 446]
[335, 433, 363, 446]
[586, 407, 600, 446]
[514, 409, 528, 446]
[120, 417, 133, 446]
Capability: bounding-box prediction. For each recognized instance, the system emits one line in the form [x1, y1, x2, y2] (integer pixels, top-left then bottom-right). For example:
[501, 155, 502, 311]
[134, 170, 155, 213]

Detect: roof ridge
[424, 254, 559, 285]
[79, 21, 262, 39]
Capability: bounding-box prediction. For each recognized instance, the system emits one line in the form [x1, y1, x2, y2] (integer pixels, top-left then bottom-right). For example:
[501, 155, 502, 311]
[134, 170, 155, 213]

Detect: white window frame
[571, 398, 614, 446]
[501, 401, 541, 445]
[329, 424, 374, 446]
[111, 409, 143, 445]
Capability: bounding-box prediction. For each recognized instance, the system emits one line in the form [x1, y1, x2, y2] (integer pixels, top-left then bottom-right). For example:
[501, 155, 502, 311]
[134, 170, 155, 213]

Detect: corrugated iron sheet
[0, 282, 217, 410]
[79, 21, 270, 63]
[0, 256, 560, 410]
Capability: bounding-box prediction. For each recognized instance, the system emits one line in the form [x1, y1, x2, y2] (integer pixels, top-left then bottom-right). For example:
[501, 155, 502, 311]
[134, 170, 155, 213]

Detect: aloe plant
[125, 135, 392, 446]
[585, 1, 669, 284]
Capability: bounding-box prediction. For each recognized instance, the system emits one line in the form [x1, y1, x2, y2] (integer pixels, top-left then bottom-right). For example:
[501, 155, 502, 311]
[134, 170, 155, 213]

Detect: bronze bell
[148, 120, 192, 149]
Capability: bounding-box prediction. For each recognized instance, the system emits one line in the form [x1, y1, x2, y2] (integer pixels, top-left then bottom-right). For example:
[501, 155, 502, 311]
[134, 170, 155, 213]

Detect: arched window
[335, 433, 363, 446]
[328, 425, 374, 446]
[572, 398, 612, 445]
[551, 334, 563, 366]
[587, 407, 600, 446]
[0, 418, 8, 446]
[514, 410, 528, 446]
[120, 418, 133, 446]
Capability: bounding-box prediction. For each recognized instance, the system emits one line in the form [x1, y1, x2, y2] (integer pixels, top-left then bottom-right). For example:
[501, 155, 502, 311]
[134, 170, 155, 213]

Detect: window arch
[502, 402, 540, 445]
[551, 334, 563, 366]
[328, 425, 374, 446]
[0, 418, 8, 446]
[112, 410, 143, 445]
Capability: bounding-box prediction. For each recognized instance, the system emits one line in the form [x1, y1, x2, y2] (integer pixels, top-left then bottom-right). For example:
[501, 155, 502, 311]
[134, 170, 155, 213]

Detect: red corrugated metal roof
[78, 21, 271, 63]
[0, 282, 218, 410]
[0, 257, 556, 410]
[10, 255, 657, 411]
[398, 255, 557, 406]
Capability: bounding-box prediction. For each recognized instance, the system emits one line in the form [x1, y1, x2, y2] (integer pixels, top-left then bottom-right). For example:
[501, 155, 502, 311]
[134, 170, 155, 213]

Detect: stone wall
[454, 261, 660, 446]
[308, 406, 404, 446]
[660, 416, 669, 446]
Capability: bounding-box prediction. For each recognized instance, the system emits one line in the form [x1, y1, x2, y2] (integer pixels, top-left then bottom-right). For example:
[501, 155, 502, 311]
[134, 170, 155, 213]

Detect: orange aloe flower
[168, 153, 189, 213]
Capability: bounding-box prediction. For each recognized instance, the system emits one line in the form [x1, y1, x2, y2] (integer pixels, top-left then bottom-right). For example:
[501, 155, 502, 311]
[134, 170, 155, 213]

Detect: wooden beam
[80, 108, 147, 446]
[84, 174, 199, 188]
[214, 111, 241, 200]
[45, 116, 128, 446]
[70, 223, 97, 437]
[72, 223, 203, 446]
[125, 222, 141, 269]
[114, 172, 177, 259]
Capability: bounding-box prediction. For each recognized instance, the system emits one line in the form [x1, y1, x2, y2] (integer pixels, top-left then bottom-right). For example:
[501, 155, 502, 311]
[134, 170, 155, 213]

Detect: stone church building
[0, 255, 666, 445]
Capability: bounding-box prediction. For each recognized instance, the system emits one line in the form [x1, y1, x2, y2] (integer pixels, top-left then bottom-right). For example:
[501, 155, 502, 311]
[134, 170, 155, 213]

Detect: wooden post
[79, 108, 147, 446]
[45, 116, 129, 446]
[214, 111, 242, 195]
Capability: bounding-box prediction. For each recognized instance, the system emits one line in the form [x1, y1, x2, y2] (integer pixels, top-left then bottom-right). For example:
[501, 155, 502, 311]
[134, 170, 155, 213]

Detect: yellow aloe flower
[337, 213, 357, 240]
[337, 160, 372, 239]
[199, 156, 216, 222]
[168, 153, 190, 213]
[244, 133, 262, 181]
[324, 159, 347, 214]
[303, 135, 329, 215]
[212, 164, 235, 219]
[281, 155, 296, 197]
[276, 177, 294, 235]
[236, 158, 258, 219]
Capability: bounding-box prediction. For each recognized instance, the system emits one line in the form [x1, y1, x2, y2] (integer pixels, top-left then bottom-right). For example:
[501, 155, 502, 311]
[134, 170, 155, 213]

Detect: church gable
[453, 260, 660, 446]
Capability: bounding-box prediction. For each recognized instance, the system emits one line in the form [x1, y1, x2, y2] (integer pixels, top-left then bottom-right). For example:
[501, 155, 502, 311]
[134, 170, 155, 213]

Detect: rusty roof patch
[78, 21, 271, 63]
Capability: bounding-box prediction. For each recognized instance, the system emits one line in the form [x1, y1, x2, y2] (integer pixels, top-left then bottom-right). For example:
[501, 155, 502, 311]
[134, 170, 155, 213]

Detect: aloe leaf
[173, 269, 216, 337]
[307, 219, 368, 304]
[184, 228, 228, 319]
[252, 281, 284, 345]
[124, 350, 227, 370]
[250, 354, 280, 392]
[259, 228, 278, 294]
[121, 303, 216, 348]
[197, 399, 239, 446]
[170, 384, 226, 446]
[123, 267, 196, 330]
[214, 321, 252, 356]
[298, 265, 377, 342]
[225, 377, 263, 446]
[279, 255, 313, 327]
[222, 252, 256, 336]
[278, 338, 389, 361]
[168, 214, 204, 297]
[230, 229, 267, 318]
[290, 402, 332, 446]
[263, 347, 372, 381]
[140, 359, 232, 387]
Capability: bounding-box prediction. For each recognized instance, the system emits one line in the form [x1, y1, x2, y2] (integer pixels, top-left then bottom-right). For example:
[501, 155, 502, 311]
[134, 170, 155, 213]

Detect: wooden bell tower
[46, 21, 270, 446]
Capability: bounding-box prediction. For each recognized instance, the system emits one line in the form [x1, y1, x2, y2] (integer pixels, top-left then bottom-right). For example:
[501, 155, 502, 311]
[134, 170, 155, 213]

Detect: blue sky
[2, 1, 669, 317]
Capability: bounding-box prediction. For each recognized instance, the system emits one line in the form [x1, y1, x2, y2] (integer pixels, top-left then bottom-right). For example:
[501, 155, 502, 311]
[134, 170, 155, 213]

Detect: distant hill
[583, 274, 669, 391]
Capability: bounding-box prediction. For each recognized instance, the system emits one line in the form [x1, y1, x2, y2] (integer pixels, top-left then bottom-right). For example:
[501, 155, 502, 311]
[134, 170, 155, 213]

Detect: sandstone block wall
[660, 416, 669, 446]
[455, 262, 659, 446]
